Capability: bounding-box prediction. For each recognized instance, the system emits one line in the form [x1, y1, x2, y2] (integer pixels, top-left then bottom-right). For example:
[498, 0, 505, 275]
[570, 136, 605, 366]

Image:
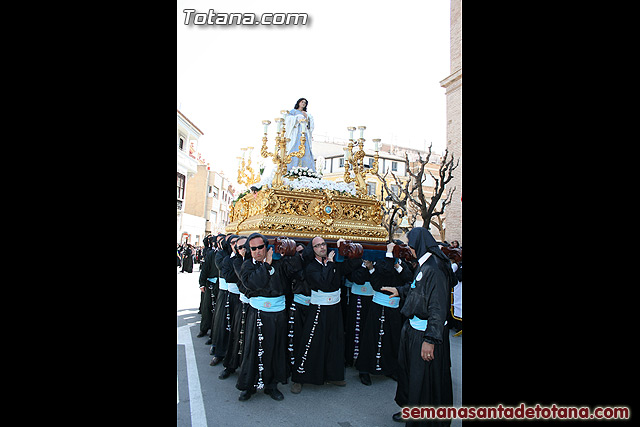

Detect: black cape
[394, 228, 454, 425]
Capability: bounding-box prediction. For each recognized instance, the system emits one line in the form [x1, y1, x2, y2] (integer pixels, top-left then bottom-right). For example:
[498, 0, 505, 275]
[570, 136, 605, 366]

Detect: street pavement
[177, 265, 462, 427]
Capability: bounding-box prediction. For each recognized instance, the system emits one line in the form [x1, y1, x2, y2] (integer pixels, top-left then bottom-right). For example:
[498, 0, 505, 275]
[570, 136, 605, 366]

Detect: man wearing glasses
[290, 237, 364, 393]
[236, 232, 303, 402]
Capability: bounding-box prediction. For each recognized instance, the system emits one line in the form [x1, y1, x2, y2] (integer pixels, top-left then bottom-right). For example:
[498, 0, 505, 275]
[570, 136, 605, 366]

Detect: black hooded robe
[291, 254, 362, 385]
[394, 228, 455, 427]
[224, 253, 250, 372]
[220, 252, 242, 367]
[197, 247, 219, 335]
[236, 234, 303, 393]
[210, 236, 237, 354]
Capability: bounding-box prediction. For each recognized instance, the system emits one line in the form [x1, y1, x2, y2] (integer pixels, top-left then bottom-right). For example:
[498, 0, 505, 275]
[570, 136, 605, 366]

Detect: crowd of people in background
[177, 242, 208, 273]
[178, 230, 462, 425]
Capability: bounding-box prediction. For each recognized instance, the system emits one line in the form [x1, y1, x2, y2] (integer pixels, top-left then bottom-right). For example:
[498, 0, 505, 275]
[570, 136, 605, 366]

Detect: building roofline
[177, 109, 205, 136]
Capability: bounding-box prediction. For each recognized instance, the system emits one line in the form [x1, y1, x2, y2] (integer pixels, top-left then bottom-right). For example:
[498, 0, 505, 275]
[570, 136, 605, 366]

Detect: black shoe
[359, 373, 372, 386]
[196, 331, 207, 338]
[264, 387, 284, 401]
[218, 368, 234, 379]
[392, 412, 404, 423]
[209, 356, 221, 366]
[205, 338, 212, 345]
[238, 389, 256, 401]
[209, 346, 215, 355]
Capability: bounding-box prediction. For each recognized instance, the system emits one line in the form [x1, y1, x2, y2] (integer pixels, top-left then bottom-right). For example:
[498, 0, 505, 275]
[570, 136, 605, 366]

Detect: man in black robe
[218, 237, 247, 380]
[236, 233, 303, 402]
[210, 234, 237, 364]
[197, 236, 222, 338]
[290, 237, 362, 392]
[382, 227, 456, 426]
[181, 243, 193, 273]
[225, 236, 251, 377]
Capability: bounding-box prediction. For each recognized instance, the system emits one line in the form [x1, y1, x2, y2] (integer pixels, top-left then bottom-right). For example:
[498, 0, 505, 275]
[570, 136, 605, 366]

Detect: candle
[358, 126, 366, 139]
[262, 120, 271, 134]
[347, 126, 356, 141]
[373, 138, 380, 152]
[275, 118, 283, 133]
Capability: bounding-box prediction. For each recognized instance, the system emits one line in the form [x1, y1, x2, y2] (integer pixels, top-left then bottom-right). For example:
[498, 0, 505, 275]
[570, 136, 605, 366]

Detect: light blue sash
[372, 291, 400, 308]
[350, 281, 374, 296]
[239, 292, 250, 304]
[293, 293, 311, 306]
[218, 277, 228, 291]
[310, 289, 340, 306]
[409, 316, 428, 331]
[249, 295, 286, 312]
[227, 282, 240, 295]
[206, 277, 217, 283]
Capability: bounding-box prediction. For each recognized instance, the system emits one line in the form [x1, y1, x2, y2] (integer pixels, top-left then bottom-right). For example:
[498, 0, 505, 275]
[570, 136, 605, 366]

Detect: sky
[177, 0, 451, 183]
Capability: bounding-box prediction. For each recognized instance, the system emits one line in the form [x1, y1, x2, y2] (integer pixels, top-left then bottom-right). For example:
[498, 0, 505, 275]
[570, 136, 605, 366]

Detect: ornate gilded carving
[227, 186, 387, 242]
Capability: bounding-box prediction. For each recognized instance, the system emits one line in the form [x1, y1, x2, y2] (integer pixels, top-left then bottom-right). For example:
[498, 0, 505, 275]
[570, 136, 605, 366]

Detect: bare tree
[376, 142, 459, 241]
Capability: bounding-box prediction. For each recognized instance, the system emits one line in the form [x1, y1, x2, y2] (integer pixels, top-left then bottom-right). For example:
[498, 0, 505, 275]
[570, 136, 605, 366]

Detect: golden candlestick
[343, 126, 379, 197]
[237, 146, 261, 187]
[261, 111, 306, 188]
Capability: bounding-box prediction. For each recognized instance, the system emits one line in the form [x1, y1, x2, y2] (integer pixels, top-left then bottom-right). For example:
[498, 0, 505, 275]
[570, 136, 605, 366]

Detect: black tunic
[344, 264, 374, 367]
[197, 248, 219, 334]
[287, 275, 312, 374]
[235, 255, 303, 391]
[219, 253, 241, 365]
[223, 254, 249, 371]
[355, 256, 413, 377]
[211, 248, 233, 357]
[291, 256, 362, 385]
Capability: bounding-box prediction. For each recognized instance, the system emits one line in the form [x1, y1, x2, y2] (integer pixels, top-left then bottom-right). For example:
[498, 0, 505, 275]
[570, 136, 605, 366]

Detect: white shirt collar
[418, 251, 432, 266]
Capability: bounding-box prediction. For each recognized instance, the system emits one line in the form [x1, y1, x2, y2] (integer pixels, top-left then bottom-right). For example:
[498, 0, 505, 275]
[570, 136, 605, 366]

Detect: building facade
[439, 0, 462, 245]
[206, 170, 235, 236]
[177, 109, 203, 243]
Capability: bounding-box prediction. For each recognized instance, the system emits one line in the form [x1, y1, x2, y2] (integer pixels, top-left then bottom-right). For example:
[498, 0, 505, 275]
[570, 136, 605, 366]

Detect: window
[178, 136, 185, 150]
[210, 210, 217, 223]
[339, 158, 345, 168]
[391, 161, 398, 172]
[367, 182, 376, 196]
[368, 157, 374, 167]
[177, 172, 186, 199]
[212, 186, 219, 199]
[390, 184, 400, 196]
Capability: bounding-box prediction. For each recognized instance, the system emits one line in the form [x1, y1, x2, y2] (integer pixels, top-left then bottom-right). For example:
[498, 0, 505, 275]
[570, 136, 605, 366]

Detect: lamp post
[385, 195, 401, 243]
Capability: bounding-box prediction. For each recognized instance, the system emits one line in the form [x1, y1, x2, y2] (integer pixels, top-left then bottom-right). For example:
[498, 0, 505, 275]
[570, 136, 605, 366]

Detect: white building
[177, 109, 204, 243]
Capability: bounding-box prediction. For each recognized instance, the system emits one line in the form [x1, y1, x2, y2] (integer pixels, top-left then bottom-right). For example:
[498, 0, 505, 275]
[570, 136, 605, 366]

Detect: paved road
[177, 266, 462, 427]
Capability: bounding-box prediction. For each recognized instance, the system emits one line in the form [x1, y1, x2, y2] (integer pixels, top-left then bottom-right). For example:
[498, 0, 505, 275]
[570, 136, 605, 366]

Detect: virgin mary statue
[285, 98, 315, 172]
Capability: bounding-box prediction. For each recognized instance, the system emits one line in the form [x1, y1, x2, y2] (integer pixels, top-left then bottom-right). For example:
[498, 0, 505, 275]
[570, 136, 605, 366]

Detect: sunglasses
[250, 244, 266, 251]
